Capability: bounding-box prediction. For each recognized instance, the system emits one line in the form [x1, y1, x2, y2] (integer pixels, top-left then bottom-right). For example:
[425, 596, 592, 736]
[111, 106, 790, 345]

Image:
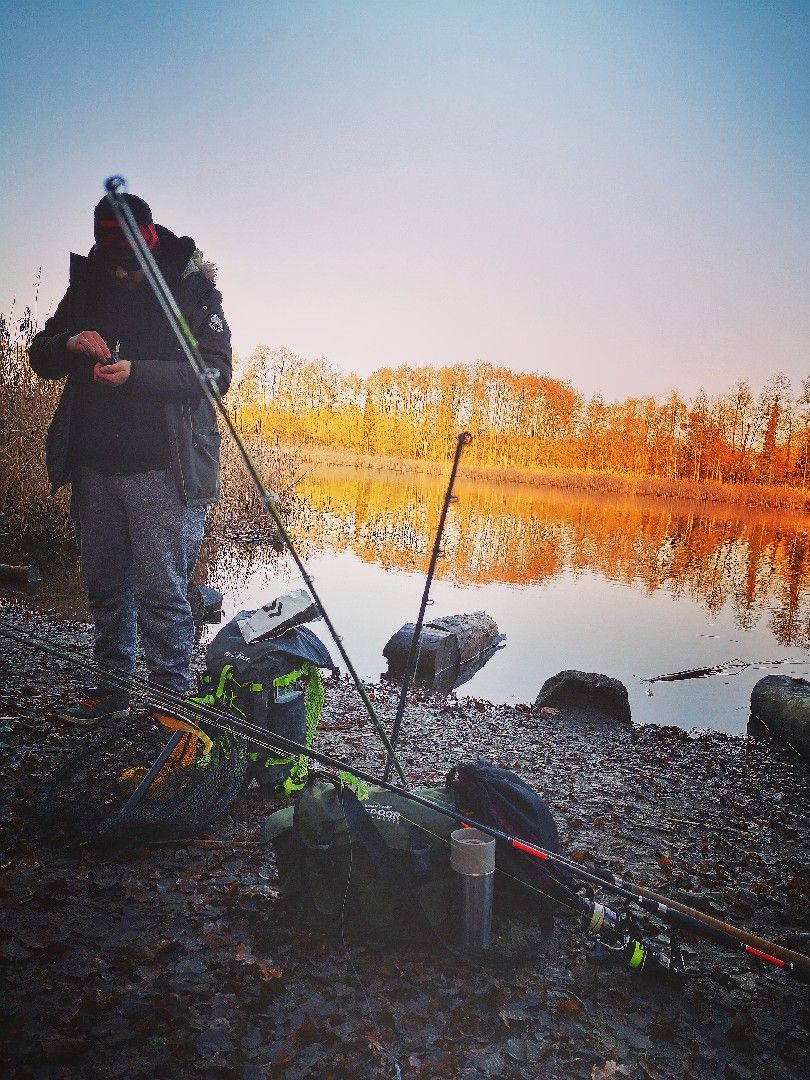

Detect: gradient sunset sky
[2, 1, 807, 400]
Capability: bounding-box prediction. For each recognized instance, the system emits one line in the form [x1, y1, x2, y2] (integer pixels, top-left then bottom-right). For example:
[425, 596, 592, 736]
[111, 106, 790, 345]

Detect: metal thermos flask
[450, 828, 496, 950]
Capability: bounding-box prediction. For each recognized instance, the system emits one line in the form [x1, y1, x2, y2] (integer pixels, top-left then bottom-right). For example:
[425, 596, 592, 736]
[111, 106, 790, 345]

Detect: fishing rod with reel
[383, 429, 472, 783]
[100, 175, 406, 785]
[580, 891, 687, 980]
[2, 621, 808, 982]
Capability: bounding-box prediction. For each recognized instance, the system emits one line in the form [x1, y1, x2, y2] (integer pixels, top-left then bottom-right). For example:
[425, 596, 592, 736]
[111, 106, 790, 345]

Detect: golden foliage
[234, 348, 810, 490]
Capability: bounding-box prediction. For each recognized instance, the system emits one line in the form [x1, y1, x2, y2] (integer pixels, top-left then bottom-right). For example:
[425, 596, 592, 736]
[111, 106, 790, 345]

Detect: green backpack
[263, 775, 461, 941]
[196, 618, 336, 796]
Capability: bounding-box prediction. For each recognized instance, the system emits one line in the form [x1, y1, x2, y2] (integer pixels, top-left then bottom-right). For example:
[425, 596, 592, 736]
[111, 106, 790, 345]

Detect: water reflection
[382, 640, 506, 695]
[17, 467, 808, 651]
[6, 465, 810, 731]
[289, 466, 810, 649]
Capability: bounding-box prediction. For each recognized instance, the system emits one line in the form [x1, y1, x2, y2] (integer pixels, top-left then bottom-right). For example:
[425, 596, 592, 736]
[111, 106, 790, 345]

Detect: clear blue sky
[1, 0, 808, 400]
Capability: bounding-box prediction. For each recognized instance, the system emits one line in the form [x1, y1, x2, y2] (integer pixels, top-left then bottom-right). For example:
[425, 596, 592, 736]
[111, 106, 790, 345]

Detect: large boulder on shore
[750, 675, 810, 759]
[533, 670, 632, 726]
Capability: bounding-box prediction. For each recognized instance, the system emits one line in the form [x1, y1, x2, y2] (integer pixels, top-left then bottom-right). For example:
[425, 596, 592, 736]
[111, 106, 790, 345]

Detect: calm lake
[198, 464, 810, 736]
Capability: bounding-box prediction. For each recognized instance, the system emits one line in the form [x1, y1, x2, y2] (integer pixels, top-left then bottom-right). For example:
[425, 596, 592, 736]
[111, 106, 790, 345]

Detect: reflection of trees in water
[768, 533, 809, 646]
[16, 469, 805, 650]
[287, 467, 810, 647]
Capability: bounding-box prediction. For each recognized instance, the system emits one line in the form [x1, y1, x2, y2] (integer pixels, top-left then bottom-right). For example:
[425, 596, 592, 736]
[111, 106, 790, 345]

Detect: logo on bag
[209, 312, 224, 332]
[364, 804, 401, 825]
[223, 650, 251, 662]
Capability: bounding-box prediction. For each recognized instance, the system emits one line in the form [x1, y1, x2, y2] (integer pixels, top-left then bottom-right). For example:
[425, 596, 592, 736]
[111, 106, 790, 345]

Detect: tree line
[233, 347, 810, 488]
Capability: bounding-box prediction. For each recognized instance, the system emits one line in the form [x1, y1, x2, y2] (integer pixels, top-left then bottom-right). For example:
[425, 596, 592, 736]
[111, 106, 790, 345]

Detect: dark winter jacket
[28, 226, 232, 506]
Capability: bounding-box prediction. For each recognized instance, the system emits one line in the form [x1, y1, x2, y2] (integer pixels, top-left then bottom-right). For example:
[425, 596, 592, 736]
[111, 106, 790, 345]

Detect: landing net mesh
[34, 710, 246, 843]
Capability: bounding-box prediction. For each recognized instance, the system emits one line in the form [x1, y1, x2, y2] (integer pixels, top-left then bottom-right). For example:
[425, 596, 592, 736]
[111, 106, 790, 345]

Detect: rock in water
[0, 563, 41, 593]
[533, 670, 631, 726]
[383, 612, 501, 686]
[750, 675, 810, 759]
[188, 583, 223, 626]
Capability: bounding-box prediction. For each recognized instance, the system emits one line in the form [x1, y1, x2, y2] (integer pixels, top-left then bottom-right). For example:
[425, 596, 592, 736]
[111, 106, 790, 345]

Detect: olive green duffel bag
[263, 774, 461, 942]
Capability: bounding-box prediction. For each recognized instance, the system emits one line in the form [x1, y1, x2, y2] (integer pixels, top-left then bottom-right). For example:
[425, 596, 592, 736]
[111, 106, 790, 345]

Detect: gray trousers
[71, 467, 205, 693]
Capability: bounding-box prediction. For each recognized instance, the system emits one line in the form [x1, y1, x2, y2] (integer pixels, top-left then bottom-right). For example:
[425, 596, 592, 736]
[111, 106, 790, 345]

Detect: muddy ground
[0, 600, 807, 1079]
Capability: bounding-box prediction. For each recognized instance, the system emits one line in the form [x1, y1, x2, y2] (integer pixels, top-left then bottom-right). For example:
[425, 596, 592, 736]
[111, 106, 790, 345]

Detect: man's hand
[67, 330, 111, 362]
[93, 360, 131, 386]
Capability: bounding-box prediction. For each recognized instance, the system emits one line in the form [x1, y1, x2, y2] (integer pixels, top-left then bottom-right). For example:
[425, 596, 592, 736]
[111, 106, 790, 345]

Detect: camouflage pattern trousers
[71, 466, 206, 693]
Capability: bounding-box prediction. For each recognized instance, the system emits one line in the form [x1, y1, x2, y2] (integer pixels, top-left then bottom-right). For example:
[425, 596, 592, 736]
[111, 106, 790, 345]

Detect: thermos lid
[450, 828, 496, 875]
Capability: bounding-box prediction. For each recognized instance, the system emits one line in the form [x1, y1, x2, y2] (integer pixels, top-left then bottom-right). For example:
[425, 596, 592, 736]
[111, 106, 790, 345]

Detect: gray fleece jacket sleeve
[126, 279, 232, 402]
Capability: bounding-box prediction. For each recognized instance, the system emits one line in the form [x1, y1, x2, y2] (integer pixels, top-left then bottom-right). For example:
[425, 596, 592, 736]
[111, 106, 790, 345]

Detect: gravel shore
[0, 599, 807, 1079]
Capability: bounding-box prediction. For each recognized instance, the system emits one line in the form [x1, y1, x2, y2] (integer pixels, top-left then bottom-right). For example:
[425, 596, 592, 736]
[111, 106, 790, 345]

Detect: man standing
[29, 193, 232, 719]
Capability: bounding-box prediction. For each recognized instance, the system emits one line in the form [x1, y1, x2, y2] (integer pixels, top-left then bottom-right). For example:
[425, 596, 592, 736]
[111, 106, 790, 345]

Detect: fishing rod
[382, 430, 472, 783]
[3, 621, 808, 979]
[101, 176, 405, 785]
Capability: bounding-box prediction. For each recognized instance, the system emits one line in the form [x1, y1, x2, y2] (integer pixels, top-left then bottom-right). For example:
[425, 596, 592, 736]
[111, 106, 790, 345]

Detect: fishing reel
[580, 891, 686, 980]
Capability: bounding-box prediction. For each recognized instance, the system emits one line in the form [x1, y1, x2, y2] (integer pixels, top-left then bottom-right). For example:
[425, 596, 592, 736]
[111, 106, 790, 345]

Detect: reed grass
[0, 311, 301, 543]
[300, 444, 810, 513]
[0, 308, 70, 540]
[208, 433, 303, 536]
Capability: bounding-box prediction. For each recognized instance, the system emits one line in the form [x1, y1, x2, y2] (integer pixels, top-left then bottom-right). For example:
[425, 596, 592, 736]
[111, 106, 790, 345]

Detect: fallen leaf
[257, 961, 283, 981]
[234, 942, 254, 964]
[785, 874, 810, 900]
[592, 1062, 631, 1079]
[558, 997, 583, 1017]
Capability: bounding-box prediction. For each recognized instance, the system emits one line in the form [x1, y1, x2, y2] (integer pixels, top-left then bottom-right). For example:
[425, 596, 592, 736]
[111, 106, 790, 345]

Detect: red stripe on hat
[96, 221, 158, 249]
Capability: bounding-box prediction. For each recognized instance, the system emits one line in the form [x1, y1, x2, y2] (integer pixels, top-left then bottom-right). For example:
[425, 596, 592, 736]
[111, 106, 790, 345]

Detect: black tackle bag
[447, 761, 575, 911]
[264, 761, 568, 952]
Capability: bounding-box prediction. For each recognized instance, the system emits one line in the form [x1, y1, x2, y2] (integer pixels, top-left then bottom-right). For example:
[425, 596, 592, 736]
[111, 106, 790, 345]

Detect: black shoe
[57, 687, 131, 723]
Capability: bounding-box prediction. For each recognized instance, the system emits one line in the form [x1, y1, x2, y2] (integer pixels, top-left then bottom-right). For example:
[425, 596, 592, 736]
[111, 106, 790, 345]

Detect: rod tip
[104, 175, 127, 195]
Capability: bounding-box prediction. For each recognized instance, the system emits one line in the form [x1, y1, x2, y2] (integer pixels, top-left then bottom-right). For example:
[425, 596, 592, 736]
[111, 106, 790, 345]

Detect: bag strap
[339, 785, 413, 900]
[276, 664, 325, 795]
[350, 780, 563, 967]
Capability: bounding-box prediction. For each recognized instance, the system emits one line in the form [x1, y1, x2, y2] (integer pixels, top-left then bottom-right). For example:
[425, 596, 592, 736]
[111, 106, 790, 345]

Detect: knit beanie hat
[93, 193, 158, 266]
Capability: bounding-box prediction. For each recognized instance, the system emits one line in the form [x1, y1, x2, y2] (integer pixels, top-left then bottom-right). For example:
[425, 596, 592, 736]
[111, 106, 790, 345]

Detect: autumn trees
[233, 345, 810, 489]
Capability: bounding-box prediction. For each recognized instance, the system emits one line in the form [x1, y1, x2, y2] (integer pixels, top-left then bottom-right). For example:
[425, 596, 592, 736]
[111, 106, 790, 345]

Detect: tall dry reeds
[0, 308, 301, 543]
[0, 307, 71, 540]
[207, 431, 303, 537]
